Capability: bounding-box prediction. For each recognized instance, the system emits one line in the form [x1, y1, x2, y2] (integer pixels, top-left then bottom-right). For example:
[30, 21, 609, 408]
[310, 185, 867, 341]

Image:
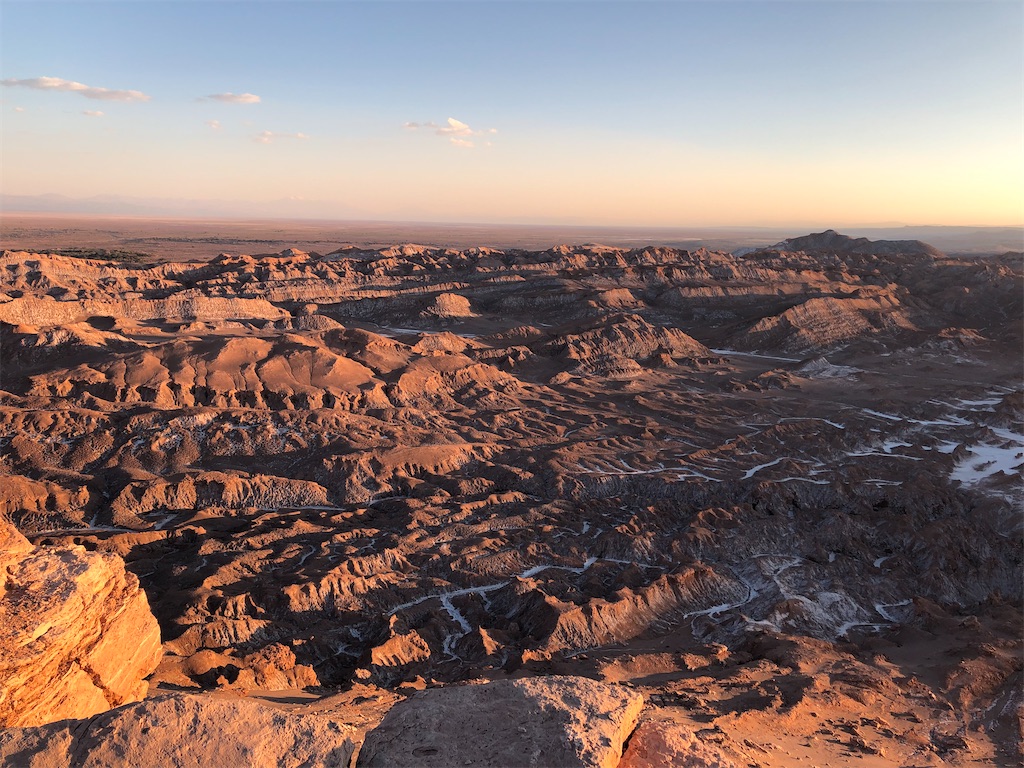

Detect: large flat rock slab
[356, 675, 644, 767]
[0, 692, 357, 768]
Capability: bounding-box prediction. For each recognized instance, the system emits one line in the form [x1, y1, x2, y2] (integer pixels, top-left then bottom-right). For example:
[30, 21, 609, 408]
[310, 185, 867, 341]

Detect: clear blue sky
[2, 0, 1021, 226]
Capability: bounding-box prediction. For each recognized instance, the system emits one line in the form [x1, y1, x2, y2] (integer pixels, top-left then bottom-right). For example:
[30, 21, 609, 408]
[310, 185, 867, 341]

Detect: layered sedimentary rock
[0, 295, 288, 326]
[0, 520, 162, 727]
[738, 293, 918, 353]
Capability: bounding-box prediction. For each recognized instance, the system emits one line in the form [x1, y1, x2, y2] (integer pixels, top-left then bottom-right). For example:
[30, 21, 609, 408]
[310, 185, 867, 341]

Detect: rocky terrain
[0, 519, 162, 728]
[0, 229, 1021, 765]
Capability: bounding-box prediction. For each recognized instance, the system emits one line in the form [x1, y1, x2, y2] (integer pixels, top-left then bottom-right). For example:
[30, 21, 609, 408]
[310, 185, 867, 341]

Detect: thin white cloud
[205, 92, 260, 104]
[255, 130, 308, 144]
[82, 110, 104, 118]
[13, 106, 24, 112]
[438, 117, 472, 137]
[206, 119, 222, 130]
[405, 117, 498, 148]
[1, 76, 150, 102]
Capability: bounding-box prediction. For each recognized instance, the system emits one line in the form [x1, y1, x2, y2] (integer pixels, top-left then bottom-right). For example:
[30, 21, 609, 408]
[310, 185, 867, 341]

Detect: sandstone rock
[241, 643, 319, 689]
[500, 566, 748, 659]
[0, 519, 33, 565]
[0, 295, 289, 327]
[739, 294, 916, 353]
[422, 292, 475, 318]
[356, 676, 644, 767]
[619, 720, 740, 768]
[0, 476, 91, 520]
[0, 520, 162, 727]
[369, 628, 433, 669]
[0, 692, 356, 768]
[175, 644, 319, 691]
[545, 313, 709, 364]
[412, 331, 481, 354]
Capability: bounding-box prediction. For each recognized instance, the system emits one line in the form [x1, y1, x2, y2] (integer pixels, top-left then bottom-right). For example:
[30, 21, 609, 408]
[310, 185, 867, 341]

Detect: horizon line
[3, 208, 1023, 233]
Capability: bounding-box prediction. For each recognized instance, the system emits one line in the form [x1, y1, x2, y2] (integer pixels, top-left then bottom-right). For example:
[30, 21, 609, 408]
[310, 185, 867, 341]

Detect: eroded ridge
[1, 231, 1021, 764]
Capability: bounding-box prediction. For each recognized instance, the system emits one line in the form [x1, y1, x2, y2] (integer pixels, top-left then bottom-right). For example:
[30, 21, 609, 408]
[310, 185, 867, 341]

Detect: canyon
[0, 228, 1020, 765]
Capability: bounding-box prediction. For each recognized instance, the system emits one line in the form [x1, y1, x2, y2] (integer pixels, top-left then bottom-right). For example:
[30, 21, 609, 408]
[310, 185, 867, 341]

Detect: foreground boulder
[357, 676, 644, 767]
[0, 520, 162, 727]
[0, 692, 357, 767]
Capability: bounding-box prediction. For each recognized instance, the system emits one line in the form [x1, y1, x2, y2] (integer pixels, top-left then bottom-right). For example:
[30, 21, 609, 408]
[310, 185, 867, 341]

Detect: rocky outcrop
[356, 676, 644, 767]
[737, 293, 917, 353]
[171, 643, 320, 691]
[108, 472, 332, 528]
[0, 295, 288, 327]
[544, 313, 709, 364]
[25, 334, 387, 411]
[421, 292, 475, 318]
[0, 520, 162, 727]
[619, 721, 739, 768]
[529, 567, 749, 657]
[0, 475, 92, 519]
[0, 692, 357, 768]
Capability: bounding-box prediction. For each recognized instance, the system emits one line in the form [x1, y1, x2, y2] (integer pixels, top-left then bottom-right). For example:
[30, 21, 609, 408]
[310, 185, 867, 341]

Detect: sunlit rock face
[0, 692, 357, 768]
[0, 520, 162, 727]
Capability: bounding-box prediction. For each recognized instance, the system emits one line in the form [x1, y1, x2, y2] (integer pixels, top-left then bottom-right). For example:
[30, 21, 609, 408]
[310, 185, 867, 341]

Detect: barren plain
[0, 219, 1021, 766]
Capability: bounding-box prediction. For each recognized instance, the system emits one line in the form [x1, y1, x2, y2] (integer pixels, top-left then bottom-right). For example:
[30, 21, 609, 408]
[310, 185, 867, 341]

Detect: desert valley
[0, 218, 1020, 766]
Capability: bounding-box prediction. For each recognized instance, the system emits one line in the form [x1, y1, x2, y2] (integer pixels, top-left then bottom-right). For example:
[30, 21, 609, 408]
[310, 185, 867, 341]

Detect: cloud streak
[206, 119, 222, 130]
[205, 92, 261, 104]
[255, 130, 308, 144]
[405, 117, 497, 148]
[1, 77, 150, 102]
[82, 110, 104, 118]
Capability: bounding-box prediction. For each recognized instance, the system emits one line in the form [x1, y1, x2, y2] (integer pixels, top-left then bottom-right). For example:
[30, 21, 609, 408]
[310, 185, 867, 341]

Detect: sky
[1, 0, 1022, 227]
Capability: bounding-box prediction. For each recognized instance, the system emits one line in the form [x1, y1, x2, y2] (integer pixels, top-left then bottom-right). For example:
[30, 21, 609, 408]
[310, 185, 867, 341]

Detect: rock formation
[0, 232, 1020, 764]
[0, 692, 356, 768]
[619, 720, 739, 768]
[356, 676, 644, 767]
[0, 520, 162, 727]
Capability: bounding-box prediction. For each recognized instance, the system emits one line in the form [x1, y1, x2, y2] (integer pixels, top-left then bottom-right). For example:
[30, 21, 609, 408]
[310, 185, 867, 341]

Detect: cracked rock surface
[0, 519, 162, 727]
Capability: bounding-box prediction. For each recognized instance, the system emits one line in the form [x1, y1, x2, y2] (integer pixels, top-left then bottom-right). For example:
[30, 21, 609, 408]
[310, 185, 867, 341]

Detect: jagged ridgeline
[1, 234, 1021, 765]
